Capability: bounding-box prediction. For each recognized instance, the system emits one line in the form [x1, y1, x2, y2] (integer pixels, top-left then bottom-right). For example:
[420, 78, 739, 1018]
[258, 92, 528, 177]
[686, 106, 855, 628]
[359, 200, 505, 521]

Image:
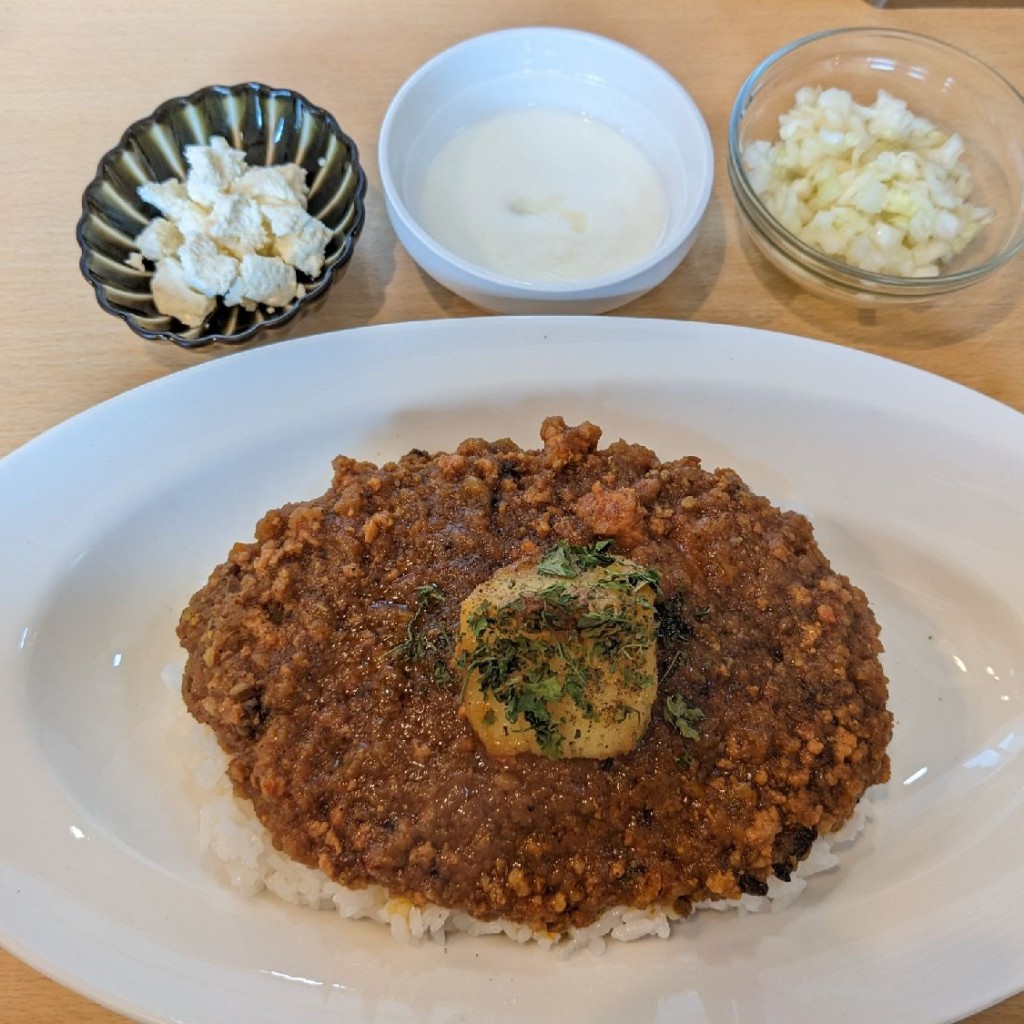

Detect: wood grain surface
[1, 1, 1022, 1021]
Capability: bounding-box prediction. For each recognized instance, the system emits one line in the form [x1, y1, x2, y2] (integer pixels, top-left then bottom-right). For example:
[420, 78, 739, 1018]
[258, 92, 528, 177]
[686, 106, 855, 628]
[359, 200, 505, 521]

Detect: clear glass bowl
[728, 28, 1024, 304]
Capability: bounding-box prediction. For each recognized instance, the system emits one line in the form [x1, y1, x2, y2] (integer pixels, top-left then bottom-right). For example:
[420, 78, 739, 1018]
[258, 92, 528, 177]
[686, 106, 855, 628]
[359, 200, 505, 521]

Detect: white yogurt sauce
[417, 109, 669, 283]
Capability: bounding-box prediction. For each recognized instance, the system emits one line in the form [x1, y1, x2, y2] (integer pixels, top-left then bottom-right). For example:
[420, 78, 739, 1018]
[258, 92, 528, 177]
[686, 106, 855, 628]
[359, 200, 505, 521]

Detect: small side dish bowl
[379, 27, 713, 314]
[77, 83, 366, 348]
[728, 28, 1024, 304]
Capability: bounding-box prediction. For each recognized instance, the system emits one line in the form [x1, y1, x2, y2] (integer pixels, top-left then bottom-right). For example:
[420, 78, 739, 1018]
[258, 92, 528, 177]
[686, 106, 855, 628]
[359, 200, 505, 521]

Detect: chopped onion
[742, 87, 993, 277]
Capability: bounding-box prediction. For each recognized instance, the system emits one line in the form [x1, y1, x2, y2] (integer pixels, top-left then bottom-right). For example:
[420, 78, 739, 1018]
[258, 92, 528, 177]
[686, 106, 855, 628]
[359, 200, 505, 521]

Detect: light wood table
[2, 1, 1022, 1021]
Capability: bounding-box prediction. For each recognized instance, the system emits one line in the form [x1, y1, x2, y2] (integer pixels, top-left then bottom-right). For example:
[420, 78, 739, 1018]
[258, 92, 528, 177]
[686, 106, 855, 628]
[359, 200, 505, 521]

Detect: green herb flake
[598, 564, 661, 595]
[576, 607, 629, 631]
[466, 609, 489, 639]
[536, 538, 616, 579]
[387, 584, 447, 665]
[659, 649, 686, 685]
[414, 583, 445, 605]
[612, 704, 640, 724]
[664, 693, 705, 741]
[461, 545, 666, 759]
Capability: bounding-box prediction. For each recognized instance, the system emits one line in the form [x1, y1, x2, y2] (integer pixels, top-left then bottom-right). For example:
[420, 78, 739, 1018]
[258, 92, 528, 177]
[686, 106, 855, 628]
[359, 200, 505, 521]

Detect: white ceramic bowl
[379, 27, 713, 314]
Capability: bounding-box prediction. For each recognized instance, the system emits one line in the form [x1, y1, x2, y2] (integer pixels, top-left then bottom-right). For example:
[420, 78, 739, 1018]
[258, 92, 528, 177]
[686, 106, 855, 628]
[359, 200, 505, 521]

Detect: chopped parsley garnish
[536, 538, 616, 579]
[612, 704, 640, 724]
[537, 538, 660, 598]
[459, 551, 659, 758]
[456, 614, 582, 758]
[387, 583, 447, 664]
[663, 693, 705, 741]
[598, 564, 661, 595]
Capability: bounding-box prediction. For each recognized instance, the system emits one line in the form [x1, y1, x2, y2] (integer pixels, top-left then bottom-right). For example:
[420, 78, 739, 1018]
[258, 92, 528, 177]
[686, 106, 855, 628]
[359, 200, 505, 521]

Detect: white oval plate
[1, 317, 1023, 1024]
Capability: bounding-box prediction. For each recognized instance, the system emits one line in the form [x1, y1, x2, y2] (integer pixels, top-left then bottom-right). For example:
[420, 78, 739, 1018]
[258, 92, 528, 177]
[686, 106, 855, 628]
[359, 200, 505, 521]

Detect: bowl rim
[378, 25, 714, 298]
[76, 81, 367, 349]
[727, 26, 1024, 293]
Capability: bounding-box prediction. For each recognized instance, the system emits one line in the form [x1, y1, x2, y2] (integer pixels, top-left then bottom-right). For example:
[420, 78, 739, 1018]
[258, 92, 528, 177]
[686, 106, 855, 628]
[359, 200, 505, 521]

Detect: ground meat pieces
[575, 484, 647, 545]
[178, 417, 892, 933]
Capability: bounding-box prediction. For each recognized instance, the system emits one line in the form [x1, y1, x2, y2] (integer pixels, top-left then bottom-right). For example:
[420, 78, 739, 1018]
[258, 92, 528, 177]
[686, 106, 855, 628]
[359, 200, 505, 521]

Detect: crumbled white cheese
[179, 233, 239, 298]
[129, 136, 331, 327]
[135, 217, 184, 261]
[274, 214, 332, 278]
[206, 194, 268, 259]
[183, 136, 248, 207]
[136, 179, 193, 222]
[225, 254, 297, 307]
[150, 256, 216, 328]
[261, 201, 309, 239]
[236, 164, 308, 206]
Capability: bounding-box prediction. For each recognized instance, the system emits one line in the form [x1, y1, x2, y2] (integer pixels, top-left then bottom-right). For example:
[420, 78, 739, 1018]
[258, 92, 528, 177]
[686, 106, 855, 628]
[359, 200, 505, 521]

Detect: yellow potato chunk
[456, 543, 659, 759]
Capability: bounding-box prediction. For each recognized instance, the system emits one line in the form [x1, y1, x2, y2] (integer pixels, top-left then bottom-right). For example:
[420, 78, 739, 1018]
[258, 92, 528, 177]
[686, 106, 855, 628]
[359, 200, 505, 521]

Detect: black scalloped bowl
[77, 83, 367, 348]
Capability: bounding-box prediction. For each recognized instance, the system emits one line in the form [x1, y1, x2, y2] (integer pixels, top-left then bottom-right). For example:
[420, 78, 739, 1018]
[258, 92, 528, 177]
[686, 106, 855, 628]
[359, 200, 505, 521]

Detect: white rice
[182, 706, 871, 956]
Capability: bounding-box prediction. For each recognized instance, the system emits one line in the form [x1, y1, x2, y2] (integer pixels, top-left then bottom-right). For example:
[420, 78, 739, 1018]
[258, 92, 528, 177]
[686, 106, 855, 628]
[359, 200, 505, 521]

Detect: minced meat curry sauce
[179, 417, 892, 932]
